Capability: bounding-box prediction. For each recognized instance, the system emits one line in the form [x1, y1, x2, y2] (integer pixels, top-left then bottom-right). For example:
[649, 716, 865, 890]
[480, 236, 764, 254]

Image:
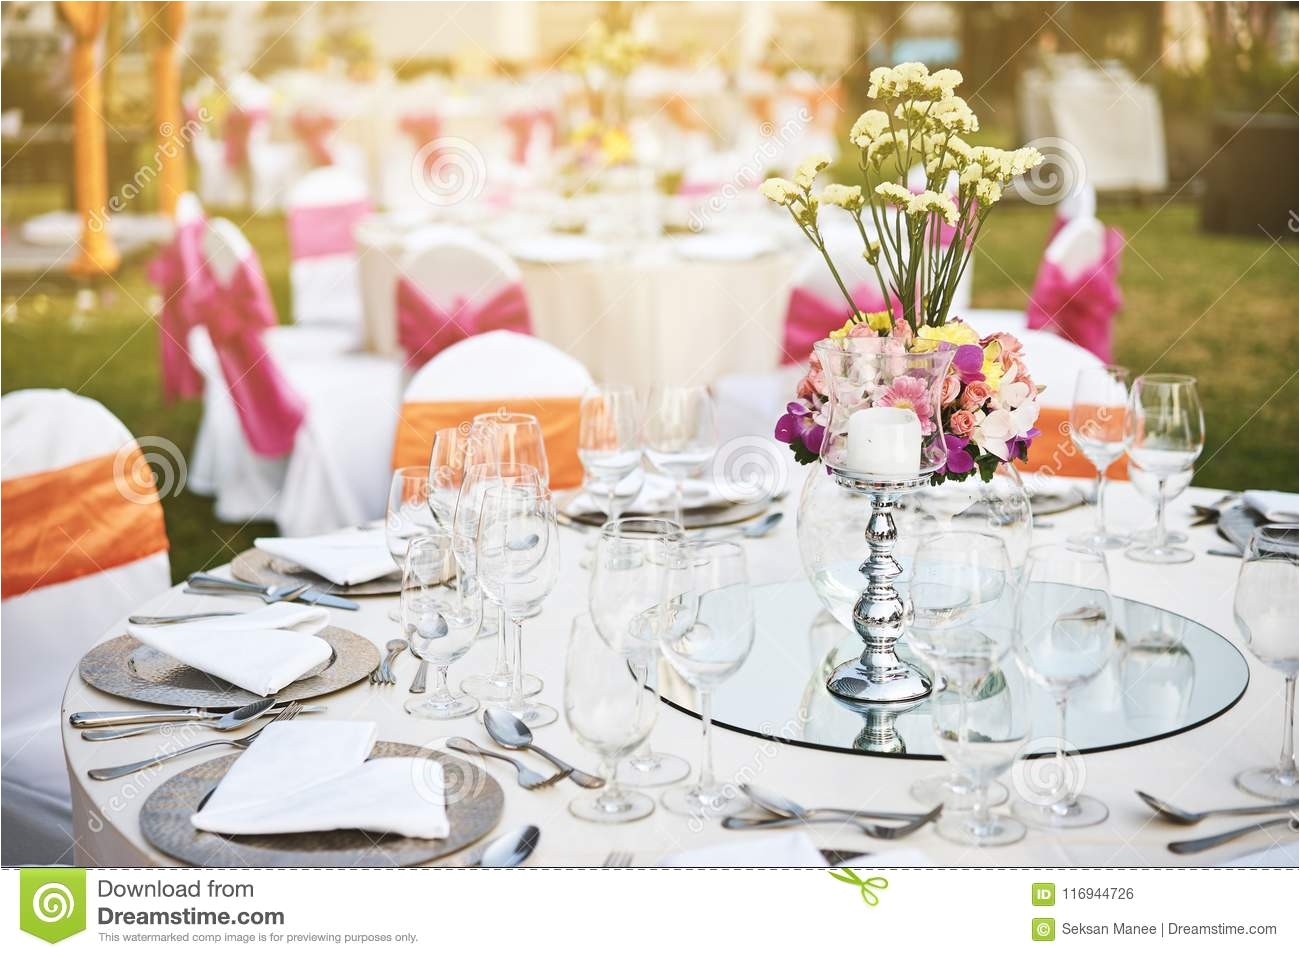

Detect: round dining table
[61, 475, 1291, 867]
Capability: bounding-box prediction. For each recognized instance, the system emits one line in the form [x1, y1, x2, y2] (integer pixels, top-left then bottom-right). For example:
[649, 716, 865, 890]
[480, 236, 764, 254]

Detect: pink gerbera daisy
[875, 375, 935, 432]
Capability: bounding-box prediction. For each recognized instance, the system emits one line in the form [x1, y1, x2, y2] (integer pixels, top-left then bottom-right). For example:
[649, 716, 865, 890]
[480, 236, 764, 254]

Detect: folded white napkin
[127, 605, 332, 696]
[509, 235, 607, 263]
[674, 232, 778, 262]
[566, 473, 725, 516]
[1244, 490, 1299, 524]
[255, 528, 397, 586]
[657, 831, 827, 866]
[191, 721, 450, 840]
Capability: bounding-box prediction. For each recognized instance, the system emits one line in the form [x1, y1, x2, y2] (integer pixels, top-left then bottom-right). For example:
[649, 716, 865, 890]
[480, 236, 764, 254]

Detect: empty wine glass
[564, 614, 658, 823]
[457, 462, 544, 701]
[589, 517, 691, 787]
[579, 385, 642, 521]
[428, 426, 470, 528]
[476, 411, 550, 489]
[1012, 542, 1116, 829]
[643, 385, 718, 529]
[907, 532, 1014, 811]
[1127, 460, 1190, 546]
[1124, 374, 1204, 564]
[659, 540, 755, 817]
[1067, 364, 1131, 549]
[931, 663, 1032, 846]
[476, 481, 560, 728]
[1233, 524, 1299, 800]
[387, 467, 438, 621]
[403, 534, 482, 720]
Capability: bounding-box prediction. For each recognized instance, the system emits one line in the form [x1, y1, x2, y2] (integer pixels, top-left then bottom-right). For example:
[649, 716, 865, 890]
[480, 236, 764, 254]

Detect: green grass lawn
[2, 199, 1296, 582]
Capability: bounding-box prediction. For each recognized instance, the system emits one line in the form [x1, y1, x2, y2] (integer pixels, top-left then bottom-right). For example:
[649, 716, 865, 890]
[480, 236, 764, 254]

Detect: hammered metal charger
[140, 743, 503, 867]
[79, 627, 379, 708]
[558, 493, 770, 530]
[231, 547, 403, 597]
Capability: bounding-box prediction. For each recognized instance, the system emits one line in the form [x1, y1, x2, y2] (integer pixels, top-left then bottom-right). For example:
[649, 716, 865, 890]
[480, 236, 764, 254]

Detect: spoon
[81, 697, 279, 741]
[1168, 816, 1298, 855]
[372, 639, 407, 685]
[445, 737, 566, 789]
[482, 707, 605, 788]
[470, 825, 540, 867]
[742, 783, 927, 823]
[1136, 790, 1299, 825]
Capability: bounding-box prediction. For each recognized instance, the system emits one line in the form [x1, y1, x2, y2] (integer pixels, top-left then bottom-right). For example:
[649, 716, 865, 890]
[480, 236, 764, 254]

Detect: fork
[87, 702, 304, 781]
[186, 575, 312, 605]
[445, 737, 568, 790]
[602, 851, 633, 867]
[370, 640, 408, 685]
[721, 803, 943, 840]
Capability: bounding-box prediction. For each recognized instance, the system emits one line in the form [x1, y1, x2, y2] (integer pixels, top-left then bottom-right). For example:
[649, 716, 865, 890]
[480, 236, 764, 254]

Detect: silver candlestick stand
[825, 470, 932, 704]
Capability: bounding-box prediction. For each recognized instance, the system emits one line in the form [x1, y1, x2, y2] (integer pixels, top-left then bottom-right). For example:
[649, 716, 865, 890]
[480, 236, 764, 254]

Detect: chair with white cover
[393, 331, 592, 490]
[1, 390, 170, 865]
[1025, 214, 1122, 363]
[284, 166, 372, 344]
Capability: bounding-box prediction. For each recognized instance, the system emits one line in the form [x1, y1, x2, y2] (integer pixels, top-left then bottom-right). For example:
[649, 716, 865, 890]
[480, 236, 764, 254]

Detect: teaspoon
[482, 707, 605, 788]
[1136, 790, 1298, 825]
[470, 825, 540, 867]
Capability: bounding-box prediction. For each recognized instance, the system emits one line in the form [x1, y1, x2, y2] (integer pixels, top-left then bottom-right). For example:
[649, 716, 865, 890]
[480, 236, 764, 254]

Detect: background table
[62, 476, 1295, 867]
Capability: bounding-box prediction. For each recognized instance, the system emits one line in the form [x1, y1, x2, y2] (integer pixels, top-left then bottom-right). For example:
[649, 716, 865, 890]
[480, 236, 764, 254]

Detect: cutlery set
[722, 784, 943, 841]
[1136, 790, 1299, 855]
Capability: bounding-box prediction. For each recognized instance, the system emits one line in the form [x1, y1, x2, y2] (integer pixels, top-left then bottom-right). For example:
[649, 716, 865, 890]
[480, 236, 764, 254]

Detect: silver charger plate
[231, 547, 403, 597]
[140, 742, 503, 867]
[79, 627, 380, 708]
[559, 493, 770, 530]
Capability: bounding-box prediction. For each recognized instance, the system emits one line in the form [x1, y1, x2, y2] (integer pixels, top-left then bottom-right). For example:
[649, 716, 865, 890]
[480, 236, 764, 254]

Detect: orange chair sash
[1021, 406, 1126, 480]
[2, 444, 170, 600]
[392, 397, 584, 489]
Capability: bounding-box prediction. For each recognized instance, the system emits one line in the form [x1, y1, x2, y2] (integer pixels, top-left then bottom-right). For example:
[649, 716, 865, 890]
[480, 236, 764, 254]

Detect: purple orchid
[952, 344, 985, 384]
[775, 401, 826, 457]
[1006, 426, 1041, 462]
[940, 433, 976, 475]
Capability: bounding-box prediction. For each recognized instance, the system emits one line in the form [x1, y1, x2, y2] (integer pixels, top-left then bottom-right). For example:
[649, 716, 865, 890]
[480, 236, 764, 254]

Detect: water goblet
[475, 411, 550, 488]
[1067, 365, 1131, 549]
[402, 534, 482, 720]
[1127, 459, 1190, 546]
[387, 466, 439, 621]
[1124, 374, 1204, 564]
[644, 385, 718, 529]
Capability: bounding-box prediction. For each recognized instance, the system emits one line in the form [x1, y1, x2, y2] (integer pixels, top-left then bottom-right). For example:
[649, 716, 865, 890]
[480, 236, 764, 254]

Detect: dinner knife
[70, 704, 324, 729]
[182, 582, 360, 611]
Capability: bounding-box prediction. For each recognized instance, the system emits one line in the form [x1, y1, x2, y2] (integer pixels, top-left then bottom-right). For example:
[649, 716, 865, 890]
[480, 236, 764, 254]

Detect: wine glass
[931, 662, 1032, 846]
[476, 411, 550, 489]
[428, 426, 470, 528]
[1126, 459, 1191, 546]
[579, 385, 642, 521]
[387, 467, 438, 621]
[1012, 542, 1116, 829]
[476, 481, 560, 728]
[457, 462, 544, 701]
[643, 385, 718, 529]
[1232, 524, 1299, 800]
[907, 532, 1014, 811]
[659, 540, 755, 817]
[1124, 374, 1204, 564]
[1067, 365, 1131, 550]
[402, 534, 482, 720]
[589, 517, 691, 787]
[564, 614, 658, 823]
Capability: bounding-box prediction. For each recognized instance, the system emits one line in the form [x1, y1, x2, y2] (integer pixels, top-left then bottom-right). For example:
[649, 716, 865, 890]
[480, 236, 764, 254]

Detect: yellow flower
[863, 309, 892, 333]
[828, 318, 855, 340]
[600, 127, 633, 165]
[794, 154, 831, 190]
[981, 340, 1004, 391]
[916, 322, 979, 348]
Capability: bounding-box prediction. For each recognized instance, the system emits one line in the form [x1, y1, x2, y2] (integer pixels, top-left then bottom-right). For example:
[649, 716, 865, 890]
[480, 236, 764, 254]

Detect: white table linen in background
[63, 477, 1292, 866]
[254, 528, 397, 586]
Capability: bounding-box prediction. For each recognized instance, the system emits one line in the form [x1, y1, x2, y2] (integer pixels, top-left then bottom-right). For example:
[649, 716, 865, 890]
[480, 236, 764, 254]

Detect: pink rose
[961, 381, 992, 410]
[948, 409, 977, 437]
[984, 331, 1024, 357]
[941, 375, 961, 405]
[891, 318, 913, 344]
[847, 322, 876, 338]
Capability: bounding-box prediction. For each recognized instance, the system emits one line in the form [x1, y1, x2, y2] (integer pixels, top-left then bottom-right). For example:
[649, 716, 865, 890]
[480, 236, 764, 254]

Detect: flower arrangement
[764, 62, 1047, 483]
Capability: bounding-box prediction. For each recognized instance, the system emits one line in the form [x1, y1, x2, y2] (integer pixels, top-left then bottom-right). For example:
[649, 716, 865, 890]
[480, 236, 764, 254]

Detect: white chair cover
[1, 390, 170, 864]
[285, 166, 370, 337]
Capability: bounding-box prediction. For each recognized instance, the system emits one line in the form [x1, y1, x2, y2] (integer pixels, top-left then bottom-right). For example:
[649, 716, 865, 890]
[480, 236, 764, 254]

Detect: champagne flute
[457, 463, 544, 700]
[1067, 365, 1131, 550]
[643, 385, 718, 529]
[476, 411, 550, 489]
[659, 540, 755, 817]
[1124, 374, 1204, 564]
[402, 534, 482, 720]
[589, 517, 691, 787]
[1012, 542, 1116, 829]
[1233, 524, 1299, 800]
[564, 614, 658, 823]
[476, 481, 560, 728]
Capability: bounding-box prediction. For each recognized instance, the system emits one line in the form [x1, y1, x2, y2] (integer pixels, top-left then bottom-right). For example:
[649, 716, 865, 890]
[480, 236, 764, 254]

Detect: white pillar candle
[846, 407, 922, 475]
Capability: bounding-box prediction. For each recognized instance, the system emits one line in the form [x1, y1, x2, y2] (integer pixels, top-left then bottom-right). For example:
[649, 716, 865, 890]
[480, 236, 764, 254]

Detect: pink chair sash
[1026, 227, 1124, 363]
[781, 282, 902, 364]
[399, 112, 443, 178]
[290, 111, 338, 167]
[501, 108, 556, 164]
[286, 199, 372, 260]
[223, 106, 269, 169]
[396, 277, 531, 370]
[193, 257, 307, 456]
[147, 218, 207, 403]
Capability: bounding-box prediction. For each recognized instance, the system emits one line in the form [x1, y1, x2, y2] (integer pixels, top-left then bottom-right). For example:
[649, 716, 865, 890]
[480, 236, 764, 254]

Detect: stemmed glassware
[906, 532, 1014, 811]
[402, 533, 482, 720]
[931, 663, 1032, 846]
[579, 385, 643, 522]
[387, 467, 439, 621]
[476, 480, 560, 728]
[1012, 542, 1116, 829]
[1124, 374, 1204, 564]
[564, 614, 659, 823]
[1232, 524, 1299, 800]
[1127, 460, 1190, 546]
[427, 426, 472, 529]
[659, 540, 755, 817]
[1067, 365, 1132, 550]
[643, 385, 718, 529]
[589, 517, 691, 786]
[477, 411, 550, 488]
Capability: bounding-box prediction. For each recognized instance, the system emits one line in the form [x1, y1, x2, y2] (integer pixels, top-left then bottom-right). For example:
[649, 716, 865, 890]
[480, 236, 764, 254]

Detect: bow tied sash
[1026, 227, 1124, 363]
[396, 278, 532, 369]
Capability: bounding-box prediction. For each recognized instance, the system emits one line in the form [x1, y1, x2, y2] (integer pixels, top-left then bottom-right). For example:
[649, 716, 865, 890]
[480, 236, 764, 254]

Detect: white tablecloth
[61, 474, 1296, 867]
